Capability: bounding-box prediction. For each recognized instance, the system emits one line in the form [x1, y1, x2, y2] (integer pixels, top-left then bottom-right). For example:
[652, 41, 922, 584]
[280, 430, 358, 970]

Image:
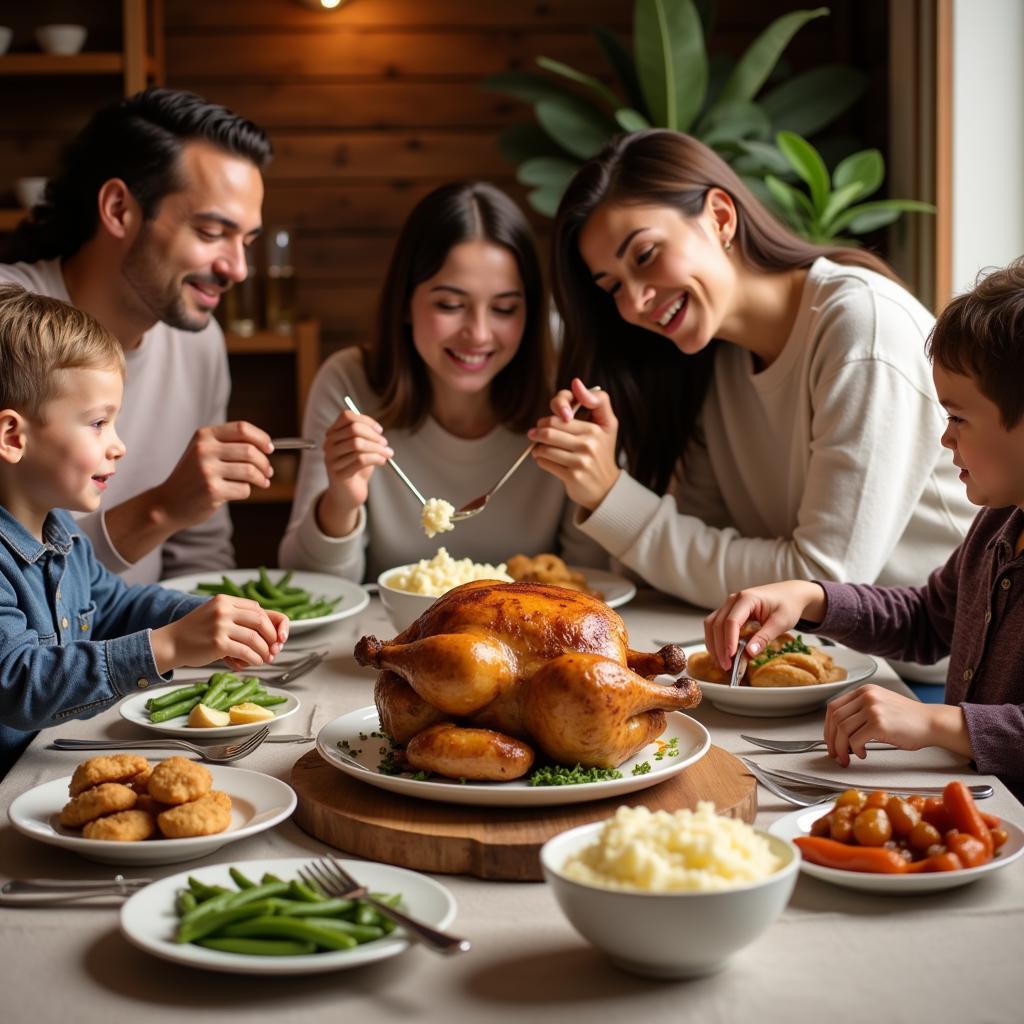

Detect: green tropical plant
[764, 131, 935, 244]
[485, 0, 868, 219]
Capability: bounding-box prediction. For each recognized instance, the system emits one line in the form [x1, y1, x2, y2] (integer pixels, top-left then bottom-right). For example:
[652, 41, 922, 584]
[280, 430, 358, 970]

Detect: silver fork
[49, 725, 270, 764]
[299, 856, 471, 955]
[750, 761, 994, 799]
[343, 395, 428, 507]
[742, 734, 894, 753]
[741, 757, 833, 807]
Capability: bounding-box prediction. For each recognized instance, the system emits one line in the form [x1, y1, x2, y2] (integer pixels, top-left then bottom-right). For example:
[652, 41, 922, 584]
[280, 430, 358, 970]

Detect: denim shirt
[0, 506, 205, 775]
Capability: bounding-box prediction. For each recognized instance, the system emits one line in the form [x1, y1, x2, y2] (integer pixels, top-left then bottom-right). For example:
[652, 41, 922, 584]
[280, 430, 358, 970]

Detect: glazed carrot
[943, 781, 993, 856]
[794, 836, 908, 874]
[946, 832, 992, 868]
[905, 852, 963, 873]
[980, 810, 1001, 830]
[922, 797, 953, 833]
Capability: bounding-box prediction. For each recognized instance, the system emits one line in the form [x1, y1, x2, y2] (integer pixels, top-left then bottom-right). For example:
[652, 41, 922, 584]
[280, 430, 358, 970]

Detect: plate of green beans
[120, 857, 458, 974]
[160, 568, 370, 634]
[119, 673, 300, 737]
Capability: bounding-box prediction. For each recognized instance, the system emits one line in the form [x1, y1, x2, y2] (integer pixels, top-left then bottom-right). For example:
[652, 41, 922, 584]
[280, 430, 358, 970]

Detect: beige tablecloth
[1, 590, 1022, 1023]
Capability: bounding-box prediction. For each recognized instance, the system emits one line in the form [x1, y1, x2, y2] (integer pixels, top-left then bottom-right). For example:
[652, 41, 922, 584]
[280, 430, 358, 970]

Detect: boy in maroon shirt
[702, 258, 1024, 800]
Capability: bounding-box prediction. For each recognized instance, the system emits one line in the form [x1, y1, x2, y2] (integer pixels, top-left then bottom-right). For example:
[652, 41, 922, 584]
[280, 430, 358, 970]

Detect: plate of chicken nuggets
[8, 754, 296, 865]
[682, 635, 876, 717]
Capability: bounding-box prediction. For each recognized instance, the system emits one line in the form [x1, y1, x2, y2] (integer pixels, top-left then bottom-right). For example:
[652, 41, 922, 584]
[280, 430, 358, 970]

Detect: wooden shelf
[238, 480, 296, 504]
[0, 53, 157, 76]
[225, 329, 300, 354]
[0, 208, 26, 232]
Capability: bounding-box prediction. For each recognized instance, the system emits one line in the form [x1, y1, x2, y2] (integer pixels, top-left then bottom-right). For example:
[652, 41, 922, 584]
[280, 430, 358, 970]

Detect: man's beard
[122, 228, 229, 332]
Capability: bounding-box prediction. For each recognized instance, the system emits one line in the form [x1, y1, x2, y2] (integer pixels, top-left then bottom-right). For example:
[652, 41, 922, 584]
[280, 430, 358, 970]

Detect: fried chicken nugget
[749, 653, 828, 687]
[685, 650, 730, 684]
[134, 793, 170, 816]
[82, 809, 155, 842]
[59, 783, 137, 827]
[129, 764, 154, 794]
[68, 754, 149, 797]
[148, 756, 212, 805]
[157, 790, 232, 838]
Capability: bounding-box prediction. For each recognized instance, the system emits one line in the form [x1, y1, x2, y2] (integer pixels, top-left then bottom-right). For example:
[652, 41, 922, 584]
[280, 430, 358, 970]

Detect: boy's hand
[825, 684, 939, 766]
[703, 580, 828, 671]
[150, 595, 289, 674]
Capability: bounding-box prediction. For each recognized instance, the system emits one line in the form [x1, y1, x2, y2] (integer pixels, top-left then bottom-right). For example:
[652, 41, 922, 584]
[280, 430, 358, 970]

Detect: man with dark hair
[0, 88, 277, 583]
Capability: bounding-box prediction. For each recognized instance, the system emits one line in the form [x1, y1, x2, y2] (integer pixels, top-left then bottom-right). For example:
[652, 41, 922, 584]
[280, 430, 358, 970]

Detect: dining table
[1, 586, 1022, 1023]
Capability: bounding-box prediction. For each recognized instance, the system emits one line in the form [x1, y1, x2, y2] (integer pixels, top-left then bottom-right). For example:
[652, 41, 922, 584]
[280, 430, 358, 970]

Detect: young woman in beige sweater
[528, 131, 972, 678]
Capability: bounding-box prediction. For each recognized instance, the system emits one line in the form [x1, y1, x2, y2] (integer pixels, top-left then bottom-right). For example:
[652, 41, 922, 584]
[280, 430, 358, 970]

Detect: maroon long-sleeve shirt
[810, 504, 1024, 803]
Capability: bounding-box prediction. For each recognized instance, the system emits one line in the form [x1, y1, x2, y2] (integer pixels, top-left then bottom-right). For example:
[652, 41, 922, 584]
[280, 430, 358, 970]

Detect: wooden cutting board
[290, 745, 756, 881]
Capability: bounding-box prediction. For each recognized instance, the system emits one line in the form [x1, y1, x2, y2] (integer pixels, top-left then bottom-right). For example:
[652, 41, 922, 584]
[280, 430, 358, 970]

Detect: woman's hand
[528, 378, 620, 510]
[316, 409, 393, 537]
[703, 581, 827, 671]
[151, 595, 289, 674]
[824, 684, 964, 766]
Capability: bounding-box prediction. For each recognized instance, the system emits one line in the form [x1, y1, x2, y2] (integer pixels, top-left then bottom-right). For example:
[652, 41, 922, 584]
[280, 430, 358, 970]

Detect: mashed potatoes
[385, 547, 513, 596]
[421, 497, 455, 539]
[562, 803, 780, 892]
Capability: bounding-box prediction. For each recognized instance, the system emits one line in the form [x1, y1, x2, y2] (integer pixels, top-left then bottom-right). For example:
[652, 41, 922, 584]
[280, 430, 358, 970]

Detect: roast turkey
[354, 579, 699, 780]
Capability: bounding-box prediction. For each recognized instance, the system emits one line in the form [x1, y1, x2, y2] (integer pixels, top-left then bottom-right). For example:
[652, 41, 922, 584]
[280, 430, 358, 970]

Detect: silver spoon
[728, 638, 748, 687]
[450, 385, 602, 523]
[343, 395, 428, 506]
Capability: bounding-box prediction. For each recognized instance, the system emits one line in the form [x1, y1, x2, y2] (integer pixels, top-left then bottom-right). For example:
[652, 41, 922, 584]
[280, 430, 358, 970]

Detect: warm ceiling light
[294, 0, 344, 9]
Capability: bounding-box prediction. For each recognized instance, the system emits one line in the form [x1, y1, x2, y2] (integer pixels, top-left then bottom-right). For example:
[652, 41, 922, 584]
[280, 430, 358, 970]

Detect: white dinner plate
[160, 569, 369, 634]
[118, 683, 300, 737]
[316, 705, 710, 807]
[8, 765, 296, 866]
[770, 802, 1024, 894]
[578, 567, 637, 609]
[120, 856, 458, 975]
[683, 639, 877, 717]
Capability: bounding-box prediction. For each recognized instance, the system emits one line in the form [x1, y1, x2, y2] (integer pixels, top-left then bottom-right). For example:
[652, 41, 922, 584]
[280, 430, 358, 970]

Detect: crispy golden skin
[157, 790, 232, 838]
[69, 754, 149, 797]
[406, 722, 534, 781]
[82, 809, 156, 841]
[356, 580, 696, 777]
[148, 756, 213, 805]
[59, 783, 137, 827]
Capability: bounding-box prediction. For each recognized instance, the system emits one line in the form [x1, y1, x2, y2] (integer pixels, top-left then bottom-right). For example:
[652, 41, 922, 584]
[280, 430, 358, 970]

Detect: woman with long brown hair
[529, 130, 972, 677]
[279, 181, 603, 582]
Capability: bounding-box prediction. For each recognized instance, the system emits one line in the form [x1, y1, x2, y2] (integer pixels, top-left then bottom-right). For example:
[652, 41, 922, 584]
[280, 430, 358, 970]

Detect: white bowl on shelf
[0, 26, 13, 55]
[540, 820, 799, 979]
[36, 24, 87, 56]
[14, 176, 47, 211]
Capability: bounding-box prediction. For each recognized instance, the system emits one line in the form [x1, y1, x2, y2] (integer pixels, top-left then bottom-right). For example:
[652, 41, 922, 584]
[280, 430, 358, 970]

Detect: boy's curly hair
[927, 257, 1024, 427]
[0, 285, 124, 421]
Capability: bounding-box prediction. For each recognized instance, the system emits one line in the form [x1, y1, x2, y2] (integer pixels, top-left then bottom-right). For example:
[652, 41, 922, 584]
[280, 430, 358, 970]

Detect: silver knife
[1, 876, 151, 905]
[271, 437, 318, 450]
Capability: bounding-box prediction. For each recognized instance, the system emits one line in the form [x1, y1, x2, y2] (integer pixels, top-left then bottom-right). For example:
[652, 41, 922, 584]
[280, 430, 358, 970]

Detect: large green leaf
[483, 70, 583, 107]
[764, 174, 812, 231]
[527, 183, 568, 217]
[776, 131, 829, 214]
[535, 95, 617, 160]
[592, 25, 647, 115]
[832, 199, 936, 235]
[820, 182, 866, 228]
[634, 0, 707, 131]
[832, 148, 884, 201]
[516, 156, 581, 189]
[616, 107, 652, 131]
[760, 64, 867, 137]
[734, 140, 792, 176]
[715, 8, 828, 108]
[536, 56, 622, 111]
[698, 100, 771, 147]
[497, 122, 568, 164]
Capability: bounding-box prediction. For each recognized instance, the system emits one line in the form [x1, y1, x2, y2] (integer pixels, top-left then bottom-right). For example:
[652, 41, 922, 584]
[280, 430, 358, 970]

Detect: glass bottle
[222, 245, 259, 337]
[265, 227, 297, 335]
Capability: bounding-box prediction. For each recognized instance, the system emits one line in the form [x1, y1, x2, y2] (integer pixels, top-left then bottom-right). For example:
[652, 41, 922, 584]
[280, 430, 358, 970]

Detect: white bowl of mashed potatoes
[377, 547, 513, 632]
[540, 803, 799, 978]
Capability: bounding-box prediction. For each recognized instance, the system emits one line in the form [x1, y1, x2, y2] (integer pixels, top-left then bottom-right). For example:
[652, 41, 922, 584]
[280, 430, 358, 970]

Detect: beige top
[0, 259, 233, 584]
[580, 258, 974, 607]
[279, 346, 607, 582]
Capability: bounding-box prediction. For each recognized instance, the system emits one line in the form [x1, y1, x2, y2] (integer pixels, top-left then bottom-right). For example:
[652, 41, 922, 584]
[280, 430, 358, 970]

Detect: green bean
[355, 901, 379, 927]
[176, 899, 280, 944]
[229, 867, 256, 890]
[258, 566, 284, 601]
[288, 879, 323, 903]
[197, 937, 317, 956]
[219, 575, 247, 598]
[146, 681, 208, 711]
[275, 898, 357, 918]
[201, 675, 231, 711]
[176, 890, 197, 915]
[248, 694, 288, 708]
[214, 677, 260, 711]
[149, 695, 204, 723]
[302, 916, 384, 942]
[261, 872, 284, 884]
[276, 571, 294, 589]
[194, 582, 225, 593]
[220, 916, 360, 950]
[187, 877, 231, 901]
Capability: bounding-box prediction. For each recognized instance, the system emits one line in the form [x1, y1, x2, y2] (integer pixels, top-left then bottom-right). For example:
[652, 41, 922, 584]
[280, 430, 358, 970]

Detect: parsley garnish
[528, 763, 623, 786]
[750, 634, 811, 669]
[632, 761, 652, 776]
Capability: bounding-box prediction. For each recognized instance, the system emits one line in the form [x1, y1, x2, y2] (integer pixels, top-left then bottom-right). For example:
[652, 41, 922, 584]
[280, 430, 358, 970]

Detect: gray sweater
[812, 505, 1024, 803]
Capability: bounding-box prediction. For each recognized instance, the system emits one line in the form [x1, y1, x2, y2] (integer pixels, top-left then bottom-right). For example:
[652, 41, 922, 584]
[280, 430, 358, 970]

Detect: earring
[723, 238, 733, 252]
